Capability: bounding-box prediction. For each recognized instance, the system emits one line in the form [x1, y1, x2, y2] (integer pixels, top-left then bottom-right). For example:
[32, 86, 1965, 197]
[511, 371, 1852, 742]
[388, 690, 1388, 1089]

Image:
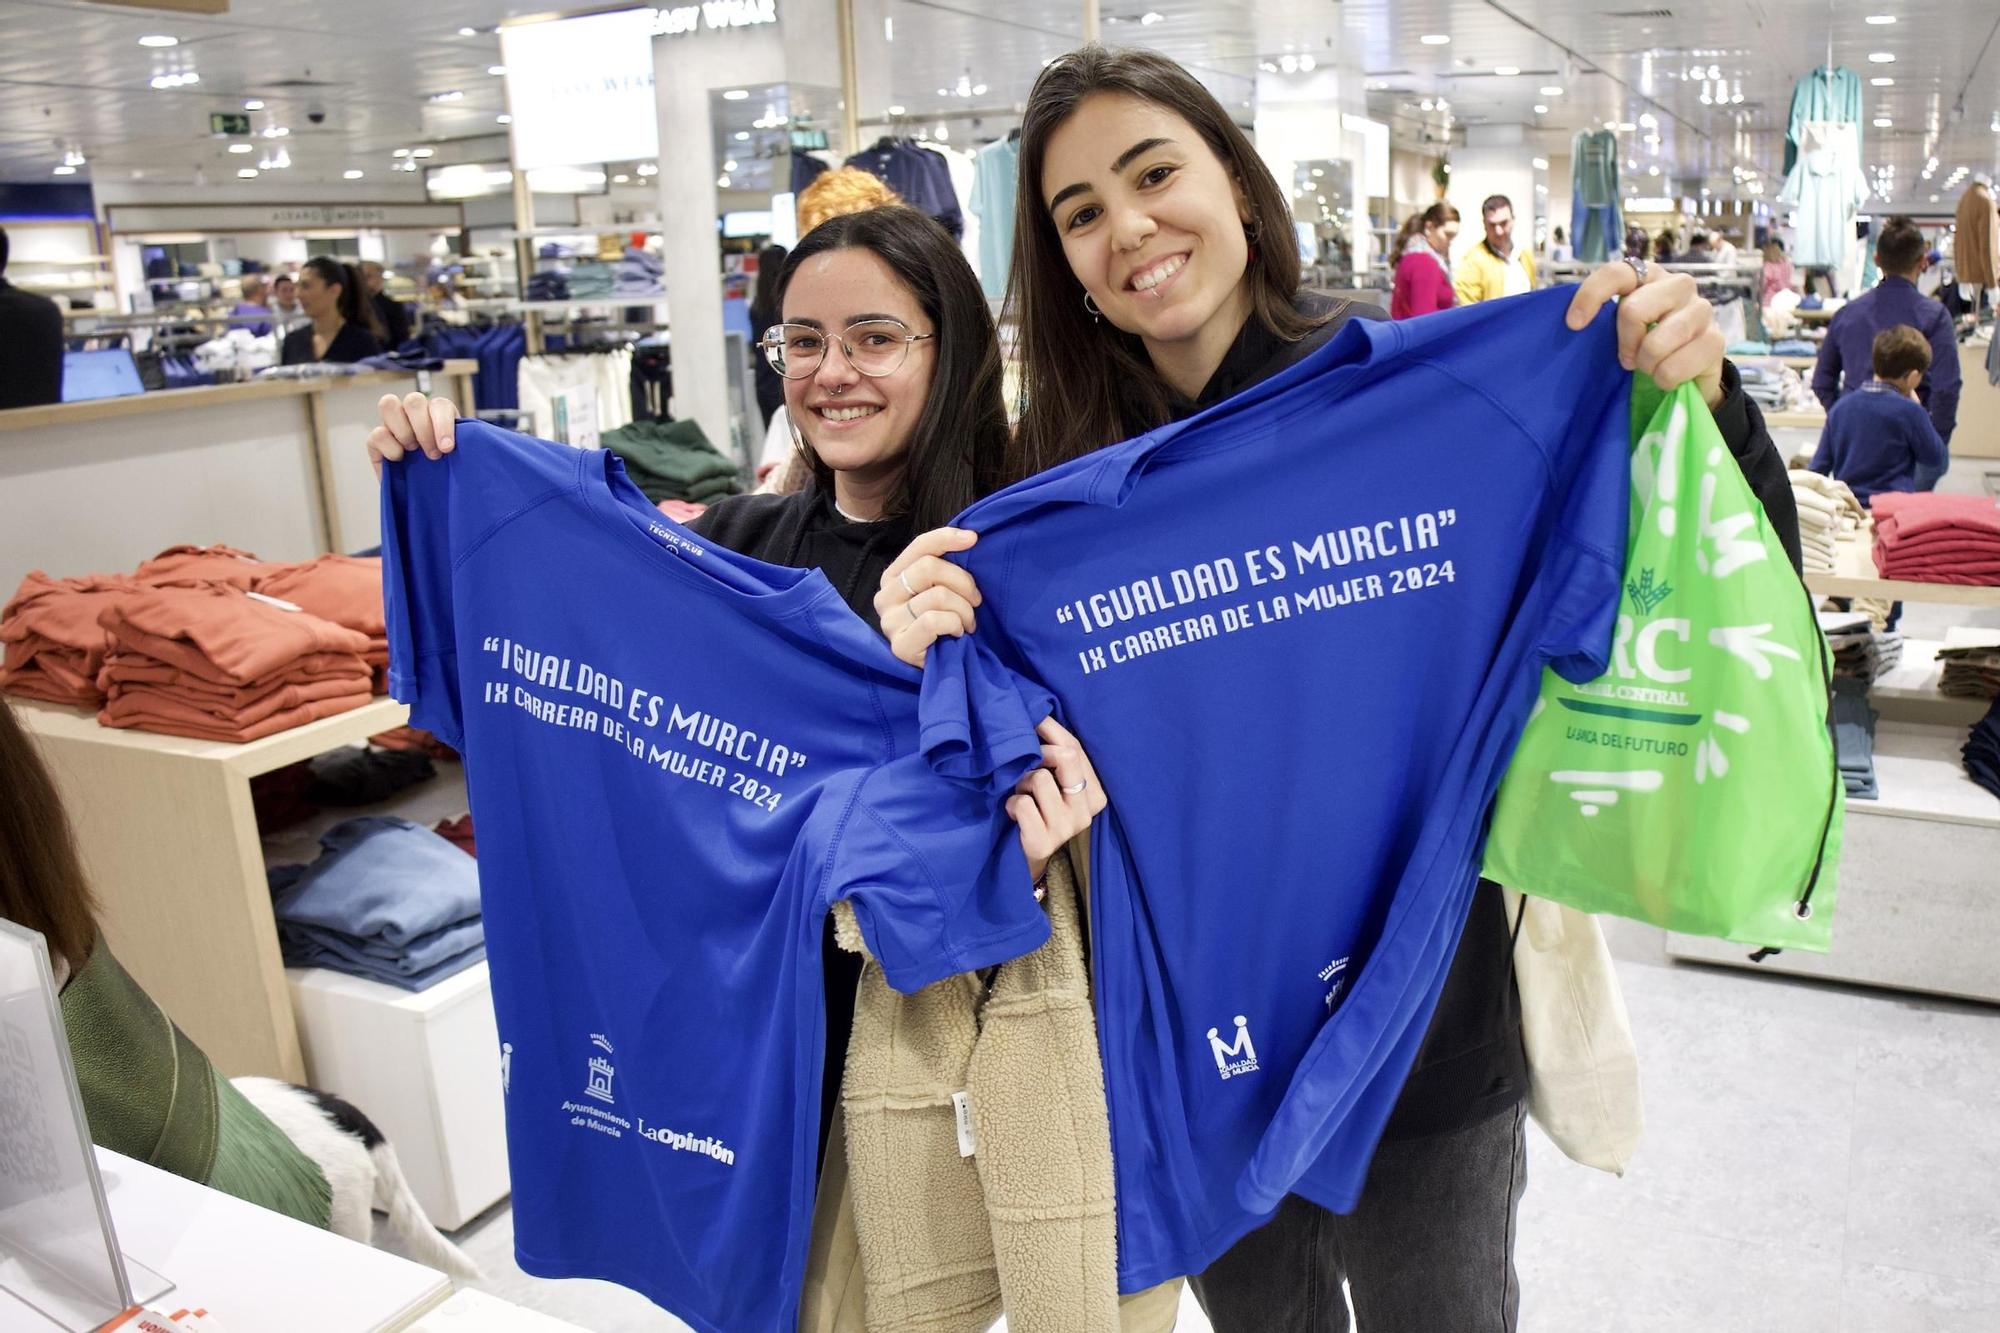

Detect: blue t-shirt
[918, 287, 1631, 1289]
[1807, 380, 1949, 504]
[379, 424, 1049, 1333]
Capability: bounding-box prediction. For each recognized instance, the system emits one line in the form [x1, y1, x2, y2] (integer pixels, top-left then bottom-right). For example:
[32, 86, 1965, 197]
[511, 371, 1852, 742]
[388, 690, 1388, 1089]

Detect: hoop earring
[1083, 291, 1102, 321]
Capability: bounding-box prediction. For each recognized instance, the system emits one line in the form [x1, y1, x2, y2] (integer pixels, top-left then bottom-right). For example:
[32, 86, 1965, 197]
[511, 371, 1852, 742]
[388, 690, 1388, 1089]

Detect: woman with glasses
[365, 209, 1109, 1288]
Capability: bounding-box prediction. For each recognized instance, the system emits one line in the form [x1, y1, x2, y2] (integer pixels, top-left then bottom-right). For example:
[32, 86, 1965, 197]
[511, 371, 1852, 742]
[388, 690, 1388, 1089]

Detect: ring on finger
[899, 570, 917, 598]
[907, 601, 922, 629]
[1061, 778, 1089, 795]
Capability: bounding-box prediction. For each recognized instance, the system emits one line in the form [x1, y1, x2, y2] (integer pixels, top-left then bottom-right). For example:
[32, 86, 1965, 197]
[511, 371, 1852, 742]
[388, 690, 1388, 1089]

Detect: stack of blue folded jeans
[269, 816, 485, 990]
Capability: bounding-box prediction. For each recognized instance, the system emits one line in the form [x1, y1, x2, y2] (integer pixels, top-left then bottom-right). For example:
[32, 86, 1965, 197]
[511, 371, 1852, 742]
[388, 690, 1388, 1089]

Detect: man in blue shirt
[1810, 324, 1949, 501]
[1812, 216, 1960, 445]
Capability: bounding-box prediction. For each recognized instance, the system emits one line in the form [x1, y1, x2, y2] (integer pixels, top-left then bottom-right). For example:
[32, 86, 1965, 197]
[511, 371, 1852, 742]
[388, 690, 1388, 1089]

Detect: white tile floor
[440, 951, 2000, 1332]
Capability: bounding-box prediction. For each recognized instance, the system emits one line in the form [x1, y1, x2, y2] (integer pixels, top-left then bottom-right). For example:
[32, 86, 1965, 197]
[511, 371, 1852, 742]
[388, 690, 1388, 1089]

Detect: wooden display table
[18, 696, 410, 1080]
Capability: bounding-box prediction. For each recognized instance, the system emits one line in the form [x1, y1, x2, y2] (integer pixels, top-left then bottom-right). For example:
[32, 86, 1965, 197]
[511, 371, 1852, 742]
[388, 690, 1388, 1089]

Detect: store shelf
[1854, 723, 2000, 829]
[1764, 408, 1828, 429]
[1777, 355, 1819, 372]
[1864, 638, 1996, 727]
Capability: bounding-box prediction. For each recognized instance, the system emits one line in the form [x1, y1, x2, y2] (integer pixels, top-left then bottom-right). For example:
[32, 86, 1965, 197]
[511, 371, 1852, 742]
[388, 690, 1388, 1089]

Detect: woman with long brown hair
[875, 45, 1802, 1332]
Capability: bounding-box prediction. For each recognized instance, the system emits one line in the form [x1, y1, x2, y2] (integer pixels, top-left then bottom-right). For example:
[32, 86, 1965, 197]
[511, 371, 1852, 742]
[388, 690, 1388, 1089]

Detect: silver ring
[1621, 255, 1649, 283]
[1061, 779, 1089, 796]
[898, 570, 917, 598]
[906, 602, 922, 628]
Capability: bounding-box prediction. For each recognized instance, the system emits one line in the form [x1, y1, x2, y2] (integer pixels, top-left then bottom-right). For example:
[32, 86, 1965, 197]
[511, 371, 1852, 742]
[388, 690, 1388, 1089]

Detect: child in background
[1809, 324, 1949, 503]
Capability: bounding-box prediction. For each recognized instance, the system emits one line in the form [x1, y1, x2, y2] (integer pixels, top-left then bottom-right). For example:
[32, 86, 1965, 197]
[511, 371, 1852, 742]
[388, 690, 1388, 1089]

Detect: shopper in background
[281, 257, 384, 366]
[748, 242, 790, 428]
[1654, 229, 1679, 263]
[1388, 202, 1459, 319]
[0, 224, 64, 410]
[1622, 224, 1650, 260]
[269, 272, 310, 334]
[0, 700, 335, 1227]
[1454, 194, 1535, 305]
[1678, 230, 1715, 264]
[1711, 231, 1739, 267]
[231, 273, 274, 337]
[1761, 239, 1796, 304]
[356, 260, 413, 351]
[1547, 224, 1571, 264]
[797, 166, 904, 236]
[1811, 215, 1960, 446]
[1809, 324, 1949, 500]
[875, 44, 1802, 1333]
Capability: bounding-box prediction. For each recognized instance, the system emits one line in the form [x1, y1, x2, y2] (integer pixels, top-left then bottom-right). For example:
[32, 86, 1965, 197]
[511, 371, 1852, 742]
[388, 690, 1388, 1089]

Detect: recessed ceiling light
[1873, 117, 1893, 127]
[734, 130, 749, 140]
[428, 90, 465, 102]
[1140, 10, 1163, 23]
[137, 34, 178, 47]
[228, 142, 253, 153]
[488, 65, 506, 76]
[613, 174, 630, 183]
[1540, 86, 1565, 96]
[887, 104, 905, 115]
[496, 114, 513, 124]
[1420, 34, 1451, 46]
[1871, 76, 1895, 86]
[344, 169, 364, 179]
[1494, 66, 1520, 77]
[1617, 122, 1636, 131]
[243, 99, 264, 110]
[1930, 193, 1939, 201]
[723, 159, 737, 171]
[1648, 165, 1660, 176]
[1864, 14, 1897, 23]
[411, 147, 435, 158]
[237, 168, 259, 178]
[1531, 157, 1549, 169]
[392, 148, 412, 157]
[53, 164, 77, 175]
[1867, 52, 1895, 63]
[717, 174, 731, 187]
[1533, 104, 1549, 114]
[722, 89, 750, 100]
[457, 26, 477, 36]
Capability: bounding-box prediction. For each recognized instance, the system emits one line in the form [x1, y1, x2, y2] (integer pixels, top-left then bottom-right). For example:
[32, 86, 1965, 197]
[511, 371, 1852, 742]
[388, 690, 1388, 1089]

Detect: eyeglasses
[759, 319, 936, 380]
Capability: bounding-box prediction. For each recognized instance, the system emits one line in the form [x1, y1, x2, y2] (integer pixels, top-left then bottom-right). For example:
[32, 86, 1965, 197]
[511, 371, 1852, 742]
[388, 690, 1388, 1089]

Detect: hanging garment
[845, 138, 964, 239]
[972, 137, 1021, 301]
[517, 349, 635, 441]
[1784, 66, 1863, 177]
[1954, 183, 2000, 290]
[380, 423, 1050, 1332]
[916, 288, 1632, 1290]
[1570, 130, 1623, 263]
[1779, 121, 1869, 269]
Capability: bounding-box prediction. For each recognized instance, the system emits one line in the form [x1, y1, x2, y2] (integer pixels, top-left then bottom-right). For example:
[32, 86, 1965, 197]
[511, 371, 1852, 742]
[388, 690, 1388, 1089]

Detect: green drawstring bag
[1482, 378, 1843, 952]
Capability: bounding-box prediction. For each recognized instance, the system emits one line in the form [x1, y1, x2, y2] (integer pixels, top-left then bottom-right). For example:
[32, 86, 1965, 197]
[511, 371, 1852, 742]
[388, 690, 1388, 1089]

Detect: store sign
[106, 202, 464, 233]
[500, 9, 661, 171]
[209, 111, 252, 137]
[651, 0, 778, 35]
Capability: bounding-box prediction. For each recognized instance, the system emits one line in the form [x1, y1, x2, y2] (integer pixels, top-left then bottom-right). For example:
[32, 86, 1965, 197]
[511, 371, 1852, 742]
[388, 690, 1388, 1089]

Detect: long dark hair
[303, 255, 383, 339]
[771, 206, 1008, 530]
[0, 702, 101, 978]
[749, 244, 788, 333]
[1008, 46, 1320, 480]
[1392, 202, 1459, 255]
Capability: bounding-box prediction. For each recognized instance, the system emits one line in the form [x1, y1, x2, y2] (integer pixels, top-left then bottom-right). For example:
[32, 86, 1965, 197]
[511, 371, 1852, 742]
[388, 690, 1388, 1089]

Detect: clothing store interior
[5, 0, 2000, 1330]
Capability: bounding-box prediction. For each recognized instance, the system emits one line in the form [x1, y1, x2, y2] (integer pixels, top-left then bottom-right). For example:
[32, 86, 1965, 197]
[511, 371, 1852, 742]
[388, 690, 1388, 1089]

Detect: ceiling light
[1930, 193, 1939, 202]
[1140, 10, 1164, 23]
[1867, 52, 1895, 63]
[1279, 55, 1298, 73]
[497, 114, 512, 124]
[1420, 98, 1434, 110]
[1531, 157, 1549, 169]
[1864, 14, 1897, 23]
[1639, 112, 1658, 128]
[1540, 86, 1564, 97]
[487, 65, 507, 76]
[887, 104, 905, 115]
[1617, 122, 1636, 132]
[717, 174, 731, 188]
[1533, 104, 1549, 114]
[1494, 66, 1520, 77]
[393, 148, 411, 157]
[722, 159, 737, 171]
[734, 130, 749, 140]
[243, 99, 264, 110]
[411, 147, 434, 158]
[344, 169, 364, 179]
[974, 81, 990, 93]
[53, 165, 76, 175]
[613, 174, 630, 183]
[722, 88, 750, 100]
[63, 149, 86, 166]
[228, 142, 253, 154]
[637, 163, 657, 176]
[1295, 57, 1313, 74]
[1871, 77, 1894, 86]
[457, 26, 477, 36]
[1420, 34, 1451, 46]
[428, 90, 464, 102]
[1648, 165, 1660, 176]
[1874, 117, 1893, 127]
[237, 168, 259, 178]
[137, 34, 178, 47]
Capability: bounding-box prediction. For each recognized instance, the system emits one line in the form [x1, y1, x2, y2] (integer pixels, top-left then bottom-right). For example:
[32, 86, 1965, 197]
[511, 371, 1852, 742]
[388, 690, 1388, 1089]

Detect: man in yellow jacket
[1455, 194, 1537, 304]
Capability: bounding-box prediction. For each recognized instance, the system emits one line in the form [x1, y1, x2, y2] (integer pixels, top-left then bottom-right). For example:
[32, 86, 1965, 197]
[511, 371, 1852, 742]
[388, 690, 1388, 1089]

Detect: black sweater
[1151, 291, 1804, 1141]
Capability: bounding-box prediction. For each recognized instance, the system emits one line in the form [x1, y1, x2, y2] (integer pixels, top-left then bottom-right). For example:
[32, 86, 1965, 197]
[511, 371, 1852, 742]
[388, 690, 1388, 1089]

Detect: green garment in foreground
[60, 941, 333, 1228]
[1482, 379, 1843, 952]
[602, 418, 745, 505]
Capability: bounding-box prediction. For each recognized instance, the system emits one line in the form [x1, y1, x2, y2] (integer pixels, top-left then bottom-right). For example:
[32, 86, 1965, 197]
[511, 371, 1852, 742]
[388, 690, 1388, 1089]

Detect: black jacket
[688, 485, 914, 1166]
[371, 292, 412, 352]
[1153, 290, 1804, 1140]
[281, 321, 384, 366]
[0, 277, 64, 410]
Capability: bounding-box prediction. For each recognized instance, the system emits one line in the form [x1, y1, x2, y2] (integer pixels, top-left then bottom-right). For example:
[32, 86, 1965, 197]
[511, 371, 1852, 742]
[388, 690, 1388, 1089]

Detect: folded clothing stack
[136, 543, 287, 590]
[1736, 360, 1814, 414]
[1790, 470, 1869, 574]
[1, 572, 144, 704]
[1830, 675, 1879, 799]
[95, 583, 374, 742]
[1818, 610, 1903, 682]
[1771, 338, 1820, 357]
[1871, 492, 2000, 585]
[268, 816, 485, 990]
[613, 245, 665, 296]
[525, 269, 570, 302]
[1967, 697, 2000, 802]
[567, 262, 615, 300]
[257, 555, 390, 692]
[602, 418, 743, 505]
[1937, 632, 2000, 699]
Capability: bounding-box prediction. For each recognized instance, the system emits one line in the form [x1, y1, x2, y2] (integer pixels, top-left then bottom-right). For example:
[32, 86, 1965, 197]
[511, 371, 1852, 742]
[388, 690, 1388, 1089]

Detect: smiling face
[1041, 92, 1254, 358]
[780, 247, 936, 491]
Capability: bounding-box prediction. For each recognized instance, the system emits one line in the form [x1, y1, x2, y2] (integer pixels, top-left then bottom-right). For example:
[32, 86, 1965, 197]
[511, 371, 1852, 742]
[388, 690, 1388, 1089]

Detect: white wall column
[1447, 124, 1535, 268]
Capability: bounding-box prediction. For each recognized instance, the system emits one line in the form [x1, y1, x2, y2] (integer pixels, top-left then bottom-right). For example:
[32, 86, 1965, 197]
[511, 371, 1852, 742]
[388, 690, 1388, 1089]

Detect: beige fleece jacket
[814, 840, 1180, 1333]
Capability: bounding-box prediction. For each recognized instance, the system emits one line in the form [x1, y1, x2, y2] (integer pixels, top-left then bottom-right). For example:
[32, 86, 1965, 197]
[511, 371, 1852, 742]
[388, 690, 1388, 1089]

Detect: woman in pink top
[1389, 202, 1460, 319]
[1760, 240, 1795, 305]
